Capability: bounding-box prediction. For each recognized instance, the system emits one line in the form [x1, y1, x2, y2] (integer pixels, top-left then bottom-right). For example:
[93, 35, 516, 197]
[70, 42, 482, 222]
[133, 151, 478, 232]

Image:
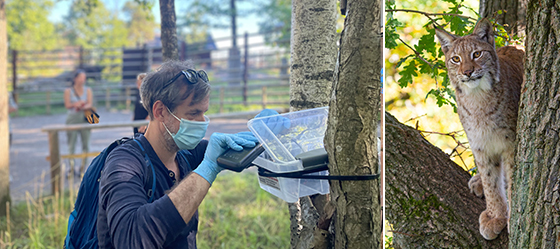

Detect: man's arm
[169, 133, 257, 224]
[167, 173, 210, 224]
[100, 149, 187, 248]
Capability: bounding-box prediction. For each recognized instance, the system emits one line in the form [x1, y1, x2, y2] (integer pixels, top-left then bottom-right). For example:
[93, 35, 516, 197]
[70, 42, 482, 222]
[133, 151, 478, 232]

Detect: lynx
[435, 19, 524, 240]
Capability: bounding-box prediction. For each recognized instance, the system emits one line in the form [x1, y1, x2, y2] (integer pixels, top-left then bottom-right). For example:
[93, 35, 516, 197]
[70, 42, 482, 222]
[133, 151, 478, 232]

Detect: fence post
[79, 46, 84, 69]
[243, 32, 249, 106]
[46, 91, 51, 114]
[262, 86, 267, 109]
[106, 87, 111, 110]
[48, 131, 61, 195]
[11, 50, 17, 102]
[219, 87, 224, 113]
[125, 86, 131, 111]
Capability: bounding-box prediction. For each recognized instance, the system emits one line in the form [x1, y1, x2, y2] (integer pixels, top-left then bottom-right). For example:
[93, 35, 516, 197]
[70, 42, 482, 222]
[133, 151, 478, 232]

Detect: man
[133, 72, 149, 134]
[97, 60, 262, 248]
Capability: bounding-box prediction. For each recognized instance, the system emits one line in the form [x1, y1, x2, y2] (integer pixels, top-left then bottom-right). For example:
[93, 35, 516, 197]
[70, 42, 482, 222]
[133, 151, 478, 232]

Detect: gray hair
[141, 60, 211, 120]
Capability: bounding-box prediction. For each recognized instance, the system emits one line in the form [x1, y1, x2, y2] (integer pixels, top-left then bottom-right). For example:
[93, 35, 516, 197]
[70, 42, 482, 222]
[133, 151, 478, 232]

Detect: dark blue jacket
[97, 135, 207, 248]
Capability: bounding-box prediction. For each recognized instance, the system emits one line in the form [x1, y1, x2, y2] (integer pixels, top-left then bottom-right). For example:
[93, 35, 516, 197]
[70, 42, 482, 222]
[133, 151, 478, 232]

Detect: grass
[0, 173, 290, 249]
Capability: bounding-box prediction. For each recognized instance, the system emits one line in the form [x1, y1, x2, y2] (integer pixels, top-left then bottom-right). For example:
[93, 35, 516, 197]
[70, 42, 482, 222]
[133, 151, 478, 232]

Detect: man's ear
[434, 26, 457, 55]
[471, 18, 495, 47]
[152, 100, 167, 123]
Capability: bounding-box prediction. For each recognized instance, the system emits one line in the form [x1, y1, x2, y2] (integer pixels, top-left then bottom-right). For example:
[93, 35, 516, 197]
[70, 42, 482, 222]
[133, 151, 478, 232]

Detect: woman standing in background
[63, 69, 93, 178]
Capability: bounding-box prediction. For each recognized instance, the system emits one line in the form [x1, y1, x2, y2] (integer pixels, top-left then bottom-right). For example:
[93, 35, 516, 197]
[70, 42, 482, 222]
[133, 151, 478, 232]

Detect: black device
[217, 143, 265, 172]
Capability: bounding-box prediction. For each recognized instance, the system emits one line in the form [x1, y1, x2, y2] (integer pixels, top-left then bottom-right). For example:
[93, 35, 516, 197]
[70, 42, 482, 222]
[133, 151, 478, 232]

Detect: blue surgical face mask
[163, 107, 209, 150]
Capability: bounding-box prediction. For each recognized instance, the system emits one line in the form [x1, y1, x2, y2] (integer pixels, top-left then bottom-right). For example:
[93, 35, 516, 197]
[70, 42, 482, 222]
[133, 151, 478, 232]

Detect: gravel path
[8, 109, 255, 202]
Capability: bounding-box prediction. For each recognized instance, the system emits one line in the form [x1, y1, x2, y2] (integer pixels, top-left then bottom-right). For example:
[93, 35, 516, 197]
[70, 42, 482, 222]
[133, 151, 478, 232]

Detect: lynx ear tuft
[434, 26, 456, 55]
[472, 18, 495, 47]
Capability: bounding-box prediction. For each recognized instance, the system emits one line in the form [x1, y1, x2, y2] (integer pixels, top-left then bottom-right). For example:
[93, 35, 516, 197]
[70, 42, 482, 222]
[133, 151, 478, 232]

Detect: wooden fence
[14, 81, 290, 115]
[8, 31, 291, 104]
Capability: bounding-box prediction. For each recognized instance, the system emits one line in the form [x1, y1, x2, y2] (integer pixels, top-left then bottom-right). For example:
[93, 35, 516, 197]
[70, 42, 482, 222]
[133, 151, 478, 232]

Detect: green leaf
[398, 60, 418, 88]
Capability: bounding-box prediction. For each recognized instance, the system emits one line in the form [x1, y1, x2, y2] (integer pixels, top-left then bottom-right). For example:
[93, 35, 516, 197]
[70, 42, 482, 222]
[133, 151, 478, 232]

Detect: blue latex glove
[193, 133, 256, 184]
[235, 131, 259, 143]
[255, 109, 291, 134]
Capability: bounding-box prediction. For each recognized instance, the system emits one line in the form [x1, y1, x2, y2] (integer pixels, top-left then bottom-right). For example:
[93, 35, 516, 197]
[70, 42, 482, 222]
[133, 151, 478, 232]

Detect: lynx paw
[479, 210, 507, 240]
[468, 174, 484, 198]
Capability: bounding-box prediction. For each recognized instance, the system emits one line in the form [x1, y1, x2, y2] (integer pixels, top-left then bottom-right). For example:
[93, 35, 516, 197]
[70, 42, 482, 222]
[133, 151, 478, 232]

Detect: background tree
[64, 0, 128, 49]
[509, 0, 560, 247]
[159, 0, 179, 61]
[258, 0, 292, 48]
[288, 0, 337, 247]
[324, 0, 382, 247]
[6, 0, 58, 50]
[479, 0, 527, 37]
[122, 0, 157, 47]
[0, 0, 10, 217]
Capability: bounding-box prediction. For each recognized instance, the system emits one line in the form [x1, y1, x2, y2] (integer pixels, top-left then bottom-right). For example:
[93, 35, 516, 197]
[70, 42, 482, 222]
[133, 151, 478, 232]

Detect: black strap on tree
[256, 163, 380, 181]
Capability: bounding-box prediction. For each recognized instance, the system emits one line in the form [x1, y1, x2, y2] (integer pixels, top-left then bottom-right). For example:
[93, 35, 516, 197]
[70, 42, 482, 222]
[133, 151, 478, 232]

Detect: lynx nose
[463, 69, 474, 77]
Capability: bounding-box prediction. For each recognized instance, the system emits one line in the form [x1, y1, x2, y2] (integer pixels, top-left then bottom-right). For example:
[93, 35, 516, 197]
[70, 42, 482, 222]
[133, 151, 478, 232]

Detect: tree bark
[159, 0, 179, 61]
[479, 0, 527, 37]
[0, 0, 10, 217]
[289, 0, 337, 111]
[324, 0, 383, 247]
[385, 113, 509, 248]
[288, 0, 337, 248]
[509, 0, 560, 247]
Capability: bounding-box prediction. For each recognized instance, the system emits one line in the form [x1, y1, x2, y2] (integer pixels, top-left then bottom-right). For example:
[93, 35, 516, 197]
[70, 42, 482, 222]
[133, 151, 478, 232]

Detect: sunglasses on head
[162, 69, 209, 90]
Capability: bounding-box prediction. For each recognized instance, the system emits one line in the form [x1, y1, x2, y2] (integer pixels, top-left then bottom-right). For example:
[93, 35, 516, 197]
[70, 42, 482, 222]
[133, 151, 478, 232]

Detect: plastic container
[248, 107, 330, 203]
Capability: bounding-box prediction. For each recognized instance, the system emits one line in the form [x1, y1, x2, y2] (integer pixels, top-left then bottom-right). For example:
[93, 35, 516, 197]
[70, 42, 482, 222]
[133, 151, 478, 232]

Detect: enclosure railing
[41, 120, 150, 194]
[14, 82, 290, 115]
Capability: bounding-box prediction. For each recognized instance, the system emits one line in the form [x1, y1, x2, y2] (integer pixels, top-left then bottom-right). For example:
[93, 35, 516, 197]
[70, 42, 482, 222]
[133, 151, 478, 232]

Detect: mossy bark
[385, 113, 508, 248]
[324, 0, 383, 248]
[288, 0, 337, 248]
[159, 0, 179, 61]
[0, 0, 10, 217]
[509, 0, 560, 247]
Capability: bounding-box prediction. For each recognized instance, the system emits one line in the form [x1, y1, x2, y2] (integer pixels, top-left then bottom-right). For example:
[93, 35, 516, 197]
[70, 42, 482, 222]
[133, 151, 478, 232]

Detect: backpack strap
[132, 139, 157, 203]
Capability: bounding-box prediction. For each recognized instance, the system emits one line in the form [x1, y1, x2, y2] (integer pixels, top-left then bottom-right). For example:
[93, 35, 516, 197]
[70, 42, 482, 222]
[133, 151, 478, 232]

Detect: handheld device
[217, 143, 265, 172]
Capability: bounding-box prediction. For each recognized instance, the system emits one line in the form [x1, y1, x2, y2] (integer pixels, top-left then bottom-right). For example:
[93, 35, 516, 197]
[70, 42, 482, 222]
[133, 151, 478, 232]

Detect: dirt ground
[8, 109, 256, 202]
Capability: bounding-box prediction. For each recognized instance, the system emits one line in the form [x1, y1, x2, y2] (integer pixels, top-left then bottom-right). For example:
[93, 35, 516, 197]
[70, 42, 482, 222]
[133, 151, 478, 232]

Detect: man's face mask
[163, 107, 209, 150]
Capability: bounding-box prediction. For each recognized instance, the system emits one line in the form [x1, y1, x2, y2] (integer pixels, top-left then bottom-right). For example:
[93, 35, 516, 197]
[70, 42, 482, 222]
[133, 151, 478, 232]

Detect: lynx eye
[451, 56, 461, 63]
[473, 51, 482, 58]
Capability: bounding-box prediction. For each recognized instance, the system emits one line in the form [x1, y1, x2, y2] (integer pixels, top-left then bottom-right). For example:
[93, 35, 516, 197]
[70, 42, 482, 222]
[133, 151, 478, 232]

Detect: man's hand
[193, 133, 256, 184]
[254, 109, 291, 134]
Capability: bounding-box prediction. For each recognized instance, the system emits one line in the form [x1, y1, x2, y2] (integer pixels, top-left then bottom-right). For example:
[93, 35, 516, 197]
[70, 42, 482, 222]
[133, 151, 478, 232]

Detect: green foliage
[385, 0, 522, 111]
[6, 0, 59, 51]
[257, 0, 292, 48]
[64, 0, 129, 49]
[198, 173, 290, 248]
[122, 0, 157, 46]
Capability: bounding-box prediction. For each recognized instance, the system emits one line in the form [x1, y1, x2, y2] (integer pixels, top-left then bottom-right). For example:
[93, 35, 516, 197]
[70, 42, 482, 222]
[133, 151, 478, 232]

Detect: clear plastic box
[248, 107, 330, 203]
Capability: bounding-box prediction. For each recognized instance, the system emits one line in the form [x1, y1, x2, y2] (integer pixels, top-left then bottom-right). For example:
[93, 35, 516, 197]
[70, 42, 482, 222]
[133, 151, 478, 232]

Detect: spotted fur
[435, 19, 524, 240]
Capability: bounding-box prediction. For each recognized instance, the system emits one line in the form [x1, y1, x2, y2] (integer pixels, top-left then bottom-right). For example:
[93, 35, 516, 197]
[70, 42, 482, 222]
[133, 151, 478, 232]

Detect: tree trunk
[385, 113, 509, 248]
[509, 0, 560, 247]
[159, 0, 179, 61]
[289, 0, 337, 111]
[0, 0, 10, 217]
[324, 0, 383, 247]
[288, 0, 337, 248]
[479, 0, 527, 37]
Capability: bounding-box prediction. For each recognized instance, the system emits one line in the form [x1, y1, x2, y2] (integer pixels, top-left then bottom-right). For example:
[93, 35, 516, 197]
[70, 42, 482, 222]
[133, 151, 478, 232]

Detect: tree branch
[386, 9, 478, 22]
